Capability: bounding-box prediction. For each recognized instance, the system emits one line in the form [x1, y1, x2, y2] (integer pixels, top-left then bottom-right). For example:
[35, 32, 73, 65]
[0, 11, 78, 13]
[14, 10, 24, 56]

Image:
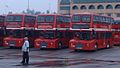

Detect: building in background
[58, 0, 120, 18]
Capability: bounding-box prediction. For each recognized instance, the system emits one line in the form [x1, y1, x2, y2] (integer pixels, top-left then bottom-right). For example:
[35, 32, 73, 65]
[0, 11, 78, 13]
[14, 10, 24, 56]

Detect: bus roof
[7, 14, 36, 16]
[37, 14, 70, 17]
[72, 13, 113, 19]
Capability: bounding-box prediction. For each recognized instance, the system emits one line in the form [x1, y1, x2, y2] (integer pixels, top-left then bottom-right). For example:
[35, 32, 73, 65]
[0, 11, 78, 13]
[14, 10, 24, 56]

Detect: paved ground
[0, 46, 120, 68]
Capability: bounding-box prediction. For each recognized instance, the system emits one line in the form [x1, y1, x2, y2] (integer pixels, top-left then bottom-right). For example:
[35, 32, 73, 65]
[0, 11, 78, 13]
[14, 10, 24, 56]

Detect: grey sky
[0, 0, 57, 14]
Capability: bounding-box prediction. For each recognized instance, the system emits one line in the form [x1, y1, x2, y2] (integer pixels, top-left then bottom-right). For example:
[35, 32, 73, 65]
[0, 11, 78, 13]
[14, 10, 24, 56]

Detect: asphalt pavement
[0, 46, 120, 68]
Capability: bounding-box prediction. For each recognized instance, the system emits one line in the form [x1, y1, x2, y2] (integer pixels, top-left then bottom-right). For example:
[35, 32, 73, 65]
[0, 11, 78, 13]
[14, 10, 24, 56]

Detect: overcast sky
[0, 0, 57, 14]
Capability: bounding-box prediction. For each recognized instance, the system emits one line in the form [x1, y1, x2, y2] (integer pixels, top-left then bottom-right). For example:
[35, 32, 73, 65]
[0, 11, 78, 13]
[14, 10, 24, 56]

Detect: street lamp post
[28, 0, 30, 14]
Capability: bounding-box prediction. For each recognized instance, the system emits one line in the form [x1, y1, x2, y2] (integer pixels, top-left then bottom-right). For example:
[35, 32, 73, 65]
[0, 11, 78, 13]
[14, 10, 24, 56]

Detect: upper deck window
[24, 16, 36, 23]
[65, 17, 70, 23]
[93, 15, 100, 23]
[57, 16, 70, 23]
[81, 15, 91, 23]
[46, 16, 54, 23]
[38, 16, 54, 23]
[6, 15, 22, 22]
[72, 15, 81, 23]
[37, 16, 45, 23]
[0, 16, 5, 23]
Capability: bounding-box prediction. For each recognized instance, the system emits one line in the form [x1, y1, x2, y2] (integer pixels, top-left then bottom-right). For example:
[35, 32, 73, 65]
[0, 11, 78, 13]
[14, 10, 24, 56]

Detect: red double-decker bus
[113, 18, 120, 45]
[34, 14, 71, 49]
[69, 13, 114, 51]
[4, 14, 36, 48]
[0, 15, 6, 46]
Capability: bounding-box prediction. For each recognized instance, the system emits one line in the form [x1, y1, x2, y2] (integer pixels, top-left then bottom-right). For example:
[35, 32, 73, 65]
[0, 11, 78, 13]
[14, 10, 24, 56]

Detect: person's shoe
[26, 63, 29, 65]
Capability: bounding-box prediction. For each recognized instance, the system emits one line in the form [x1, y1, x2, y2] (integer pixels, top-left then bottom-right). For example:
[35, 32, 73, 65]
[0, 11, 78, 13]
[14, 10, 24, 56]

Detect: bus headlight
[87, 43, 89, 46]
[71, 43, 75, 47]
[51, 42, 53, 45]
[5, 41, 8, 45]
[18, 41, 21, 43]
[36, 42, 40, 46]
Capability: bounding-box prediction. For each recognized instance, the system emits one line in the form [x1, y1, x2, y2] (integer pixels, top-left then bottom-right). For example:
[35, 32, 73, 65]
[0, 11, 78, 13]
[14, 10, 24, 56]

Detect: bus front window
[6, 15, 22, 22]
[37, 16, 45, 23]
[43, 32, 55, 39]
[37, 15, 54, 23]
[81, 15, 91, 23]
[46, 16, 54, 23]
[72, 15, 81, 23]
[75, 32, 91, 40]
[0, 16, 5, 23]
[57, 16, 70, 23]
[13, 30, 23, 38]
[7, 30, 23, 38]
[24, 16, 36, 24]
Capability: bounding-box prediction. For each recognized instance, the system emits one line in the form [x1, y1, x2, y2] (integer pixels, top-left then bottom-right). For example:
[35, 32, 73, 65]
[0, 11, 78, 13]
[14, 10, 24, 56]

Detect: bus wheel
[94, 44, 98, 51]
[58, 42, 62, 49]
[107, 42, 110, 48]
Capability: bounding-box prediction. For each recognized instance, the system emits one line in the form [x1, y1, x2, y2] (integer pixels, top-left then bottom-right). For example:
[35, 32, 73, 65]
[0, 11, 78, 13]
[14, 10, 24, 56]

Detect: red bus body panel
[4, 14, 36, 47]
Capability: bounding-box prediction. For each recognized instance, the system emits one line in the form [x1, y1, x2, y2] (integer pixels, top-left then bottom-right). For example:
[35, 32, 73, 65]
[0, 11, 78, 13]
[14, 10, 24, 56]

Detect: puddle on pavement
[26, 59, 97, 67]
[12, 57, 120, 67]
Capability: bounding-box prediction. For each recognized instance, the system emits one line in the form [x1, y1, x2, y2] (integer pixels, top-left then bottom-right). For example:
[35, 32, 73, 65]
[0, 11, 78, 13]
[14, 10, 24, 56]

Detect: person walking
[21, 37, 29, 65]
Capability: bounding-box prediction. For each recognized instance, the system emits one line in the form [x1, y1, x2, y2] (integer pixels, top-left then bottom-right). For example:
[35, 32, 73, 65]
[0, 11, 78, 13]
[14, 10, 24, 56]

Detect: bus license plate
[10, 44, 15, 46]
[41, 46, 46, 48]
[76, 47, 82, 49]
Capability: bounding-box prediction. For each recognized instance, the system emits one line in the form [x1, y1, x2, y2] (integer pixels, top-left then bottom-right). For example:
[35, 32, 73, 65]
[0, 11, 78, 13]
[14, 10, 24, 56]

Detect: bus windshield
[72, 15, 81, 23]
[37, 15, 54, 23]
[43, 32, 55, 39]
[81, 15, 91, 23]
[7, 30, 23, 38]
[6, 15, 23, 22]
[75, 32, 91, 40]
[0, 16, 5, 23]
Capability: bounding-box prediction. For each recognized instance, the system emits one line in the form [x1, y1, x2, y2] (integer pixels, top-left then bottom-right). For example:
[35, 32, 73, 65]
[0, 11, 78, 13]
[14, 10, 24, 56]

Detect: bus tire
[107, 42, 110, 48]
[10, 46, 14, 49]
[58, 42, 62, 49]
[94, 43, 98, 51]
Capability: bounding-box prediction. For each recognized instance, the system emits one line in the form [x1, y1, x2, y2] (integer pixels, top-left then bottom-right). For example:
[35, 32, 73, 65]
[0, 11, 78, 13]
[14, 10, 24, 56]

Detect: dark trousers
[22, 52, 29, 64]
